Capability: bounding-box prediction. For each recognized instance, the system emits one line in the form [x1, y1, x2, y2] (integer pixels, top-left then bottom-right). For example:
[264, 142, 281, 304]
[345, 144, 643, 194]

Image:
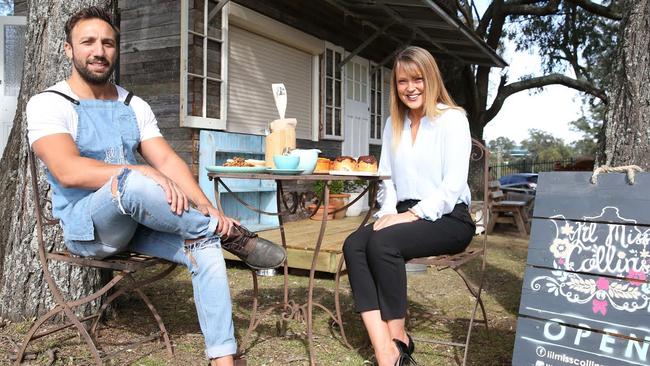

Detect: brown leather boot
[220, 224, 286, 270]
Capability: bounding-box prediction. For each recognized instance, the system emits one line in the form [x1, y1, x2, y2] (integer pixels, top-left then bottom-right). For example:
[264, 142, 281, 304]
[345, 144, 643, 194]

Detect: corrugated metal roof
[335, 0, 506, 68]
[232, 0, 506, 68]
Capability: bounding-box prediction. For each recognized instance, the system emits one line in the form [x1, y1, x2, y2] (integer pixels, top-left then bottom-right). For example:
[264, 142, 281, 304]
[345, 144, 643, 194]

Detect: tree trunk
[599, 0, 650, 168]
[0, 0, 113, 322]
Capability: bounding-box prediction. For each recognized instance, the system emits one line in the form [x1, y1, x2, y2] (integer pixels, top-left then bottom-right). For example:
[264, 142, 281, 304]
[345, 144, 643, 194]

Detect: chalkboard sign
[513, 172, 650, 366]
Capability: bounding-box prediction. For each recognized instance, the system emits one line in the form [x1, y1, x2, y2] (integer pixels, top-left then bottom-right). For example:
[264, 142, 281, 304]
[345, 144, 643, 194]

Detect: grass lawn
[0, 231, 529, 365]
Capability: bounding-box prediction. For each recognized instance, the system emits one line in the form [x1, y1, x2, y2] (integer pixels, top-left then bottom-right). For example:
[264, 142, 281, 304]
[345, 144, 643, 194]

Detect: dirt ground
[0, 230, 529, 365]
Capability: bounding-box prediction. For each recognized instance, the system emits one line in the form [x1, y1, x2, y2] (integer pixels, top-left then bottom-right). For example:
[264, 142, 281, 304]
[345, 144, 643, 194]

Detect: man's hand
[136, 165, 189, 215]
[196, 203, 240, 237]
[373, 211, 419, 231]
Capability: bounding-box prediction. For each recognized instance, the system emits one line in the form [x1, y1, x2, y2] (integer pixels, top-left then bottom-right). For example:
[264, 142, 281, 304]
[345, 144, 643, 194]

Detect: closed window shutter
[228, 26, 312, 138]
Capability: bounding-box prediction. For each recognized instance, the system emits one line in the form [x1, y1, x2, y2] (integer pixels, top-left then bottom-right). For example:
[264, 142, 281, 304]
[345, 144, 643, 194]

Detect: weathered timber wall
[13, 0, 28, 15]
[118, 1, 195, 170]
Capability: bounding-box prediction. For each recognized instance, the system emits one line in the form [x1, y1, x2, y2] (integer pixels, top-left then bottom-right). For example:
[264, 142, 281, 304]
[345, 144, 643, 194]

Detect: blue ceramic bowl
[273, 154, 300, 169]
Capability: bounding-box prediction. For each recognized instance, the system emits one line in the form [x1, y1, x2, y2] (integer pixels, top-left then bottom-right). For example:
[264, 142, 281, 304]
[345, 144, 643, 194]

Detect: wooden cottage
[9, 0, 505, 230]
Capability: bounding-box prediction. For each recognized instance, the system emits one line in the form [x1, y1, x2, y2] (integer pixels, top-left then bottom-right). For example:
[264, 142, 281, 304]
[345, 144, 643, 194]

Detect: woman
[343, 46, 476, 366]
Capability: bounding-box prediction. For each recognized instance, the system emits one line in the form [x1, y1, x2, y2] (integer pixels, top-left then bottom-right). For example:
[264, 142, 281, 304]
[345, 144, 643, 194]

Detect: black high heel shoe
[393, 338, 418, 366]
[406, 333, 414, 355]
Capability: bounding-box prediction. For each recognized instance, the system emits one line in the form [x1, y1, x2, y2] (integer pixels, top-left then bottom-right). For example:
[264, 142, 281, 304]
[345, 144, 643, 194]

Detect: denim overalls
[46, 91, 139, 241]
[42, 90, 237, 358]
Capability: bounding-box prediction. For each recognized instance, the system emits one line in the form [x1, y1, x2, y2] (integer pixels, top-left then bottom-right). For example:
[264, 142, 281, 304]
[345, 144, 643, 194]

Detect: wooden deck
[222, 214, 370, 273]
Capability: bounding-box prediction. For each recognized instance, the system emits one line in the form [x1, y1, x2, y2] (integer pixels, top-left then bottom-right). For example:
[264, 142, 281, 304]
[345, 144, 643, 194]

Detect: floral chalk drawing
[531, 207, 650, 316]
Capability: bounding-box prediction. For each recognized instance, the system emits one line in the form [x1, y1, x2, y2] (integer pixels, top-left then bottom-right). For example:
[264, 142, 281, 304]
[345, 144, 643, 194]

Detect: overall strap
[41, 90, 80, 105]
[124, 92, 134, 106]
[42, 90, 134, 106]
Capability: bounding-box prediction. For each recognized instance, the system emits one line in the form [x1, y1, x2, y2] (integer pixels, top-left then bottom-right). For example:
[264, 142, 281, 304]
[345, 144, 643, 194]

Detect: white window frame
[369, 64, 384, 145]
[180, 0, 229, 129]
[321, 43, 344, 140]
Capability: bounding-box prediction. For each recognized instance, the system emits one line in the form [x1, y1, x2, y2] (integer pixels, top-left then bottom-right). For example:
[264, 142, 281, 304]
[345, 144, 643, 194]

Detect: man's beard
[72, 54, 115, 85]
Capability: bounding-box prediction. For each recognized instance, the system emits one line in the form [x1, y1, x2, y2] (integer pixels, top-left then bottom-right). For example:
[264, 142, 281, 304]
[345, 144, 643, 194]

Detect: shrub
[312, 180, 345, 198]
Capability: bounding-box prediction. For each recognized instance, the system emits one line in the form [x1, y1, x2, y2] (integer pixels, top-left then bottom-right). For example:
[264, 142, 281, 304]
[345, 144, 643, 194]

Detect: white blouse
[375, 105, 472, 221]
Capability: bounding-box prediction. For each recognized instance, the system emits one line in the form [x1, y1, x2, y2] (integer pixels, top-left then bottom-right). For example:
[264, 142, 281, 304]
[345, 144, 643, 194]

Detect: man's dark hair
[64, 6, 119, 44]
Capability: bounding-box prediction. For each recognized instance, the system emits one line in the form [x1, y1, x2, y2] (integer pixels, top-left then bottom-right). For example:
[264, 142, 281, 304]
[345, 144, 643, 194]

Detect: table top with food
[206, 151, 387, 180]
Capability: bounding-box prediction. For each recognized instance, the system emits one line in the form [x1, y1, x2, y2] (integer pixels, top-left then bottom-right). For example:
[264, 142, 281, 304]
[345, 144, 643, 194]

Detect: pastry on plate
[331, 156, 356, 171]
[314, 157, 331, 173]
[355, 155, 378, 172]
[224, 157, 253, 167]
[245, 159, 267, 167]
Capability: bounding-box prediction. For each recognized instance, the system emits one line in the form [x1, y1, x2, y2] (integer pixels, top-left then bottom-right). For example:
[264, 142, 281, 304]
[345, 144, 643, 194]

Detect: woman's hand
[373, 211, 419, 231]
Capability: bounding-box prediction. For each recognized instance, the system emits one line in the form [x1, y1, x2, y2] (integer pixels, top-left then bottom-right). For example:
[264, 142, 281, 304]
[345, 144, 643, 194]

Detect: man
[27, 6, 283, 365]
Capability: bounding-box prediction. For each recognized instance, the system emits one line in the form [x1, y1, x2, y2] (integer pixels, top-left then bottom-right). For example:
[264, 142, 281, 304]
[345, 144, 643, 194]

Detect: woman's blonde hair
[389, 46, 460, 150]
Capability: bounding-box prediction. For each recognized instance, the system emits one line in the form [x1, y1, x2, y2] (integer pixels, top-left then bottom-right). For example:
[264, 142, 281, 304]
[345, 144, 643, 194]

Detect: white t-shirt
[27, 81, 162, 146]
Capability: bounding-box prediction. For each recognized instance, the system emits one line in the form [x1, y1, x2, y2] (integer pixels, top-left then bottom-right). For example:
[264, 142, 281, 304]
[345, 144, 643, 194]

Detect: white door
[342, 55, 370, 158]
[0, 16, 26, 155]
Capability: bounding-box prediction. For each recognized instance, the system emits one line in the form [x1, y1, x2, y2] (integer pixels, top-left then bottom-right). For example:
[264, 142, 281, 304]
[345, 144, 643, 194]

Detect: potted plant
[310, 181, 350, 219]
[342, 180, 369, 217]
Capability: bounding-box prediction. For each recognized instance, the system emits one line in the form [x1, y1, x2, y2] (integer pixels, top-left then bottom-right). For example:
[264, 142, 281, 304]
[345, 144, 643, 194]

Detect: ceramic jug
[290, 149, 321, 174]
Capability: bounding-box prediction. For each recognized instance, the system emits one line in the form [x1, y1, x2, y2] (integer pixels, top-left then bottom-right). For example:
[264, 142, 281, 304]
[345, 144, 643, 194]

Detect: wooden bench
[487, 180, 532, 236]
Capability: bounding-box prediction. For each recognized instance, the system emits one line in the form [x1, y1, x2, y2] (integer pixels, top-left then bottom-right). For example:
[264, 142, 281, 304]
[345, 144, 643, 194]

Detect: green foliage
[342, 179, 368, 193]
[520, 129, 573, 161]
[488, 136, 516, 153]
[505, 1, 619, 142]
[508, 1, 619, 90]
[488, 137, 516, 163]
[569, 115, 602, 157]
[312, 180, 345, 198]
[314, 180, 369, 197]
[490, 122, 599, 165]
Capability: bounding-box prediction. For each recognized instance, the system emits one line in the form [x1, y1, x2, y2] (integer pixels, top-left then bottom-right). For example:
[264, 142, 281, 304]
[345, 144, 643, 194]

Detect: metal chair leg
[14, 305, 64, 365]
[454, 269, 489, 333]
[239, 269, 259, 354]
[333, 255, 354, 349]
[61, 301, 104, 365]
[89, 273, 127, 338]
[454, 268, 489, 366]
[131, 285, 173, 357]
[15, 271, 129, 364]
[17, 274, 103, 365]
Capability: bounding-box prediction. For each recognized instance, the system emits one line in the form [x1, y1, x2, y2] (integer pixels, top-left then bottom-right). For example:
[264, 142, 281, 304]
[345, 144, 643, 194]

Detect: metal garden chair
[403, 138, 490, 365]
[14, 150, 177, 365]
[334, 138, 490, 366]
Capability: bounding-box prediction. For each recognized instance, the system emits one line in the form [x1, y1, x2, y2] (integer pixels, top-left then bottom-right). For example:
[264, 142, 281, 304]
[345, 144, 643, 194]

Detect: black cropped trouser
[343, 201, 476, 320]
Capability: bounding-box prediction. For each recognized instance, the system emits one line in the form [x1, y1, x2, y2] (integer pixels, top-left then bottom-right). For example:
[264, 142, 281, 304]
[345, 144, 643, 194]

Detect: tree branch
[476, 2, 494, 38]
[484, 74, 608, 124]
[500, 0, 622, 19]
[503, 0, 561, 16]
[457, 0, 474, 28]
[566, 0, 622, 20]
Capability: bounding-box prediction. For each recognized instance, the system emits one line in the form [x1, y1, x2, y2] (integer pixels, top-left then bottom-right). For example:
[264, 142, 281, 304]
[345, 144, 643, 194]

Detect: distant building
[509, 147, 529, 157]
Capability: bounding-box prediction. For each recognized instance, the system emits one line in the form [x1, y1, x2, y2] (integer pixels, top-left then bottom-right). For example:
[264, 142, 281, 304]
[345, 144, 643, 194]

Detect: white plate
[328, 170, 379, 177]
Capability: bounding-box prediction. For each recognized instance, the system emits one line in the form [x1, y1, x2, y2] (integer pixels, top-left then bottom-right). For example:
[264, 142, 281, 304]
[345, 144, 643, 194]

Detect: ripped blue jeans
[65, 169, 236, 359]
